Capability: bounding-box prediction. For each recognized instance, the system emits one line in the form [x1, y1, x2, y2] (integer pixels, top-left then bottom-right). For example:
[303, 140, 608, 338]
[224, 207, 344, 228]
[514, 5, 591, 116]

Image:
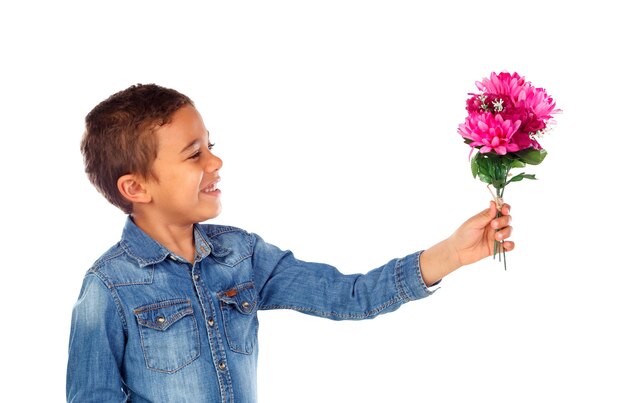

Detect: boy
[67, 84, 514, 402]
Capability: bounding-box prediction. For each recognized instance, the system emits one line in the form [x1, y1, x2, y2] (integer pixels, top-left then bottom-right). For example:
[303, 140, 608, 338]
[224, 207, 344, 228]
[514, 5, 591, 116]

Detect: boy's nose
[206, 152, 223, 172]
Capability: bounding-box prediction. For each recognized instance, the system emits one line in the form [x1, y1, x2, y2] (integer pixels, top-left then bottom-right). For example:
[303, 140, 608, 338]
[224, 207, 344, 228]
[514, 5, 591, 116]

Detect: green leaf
[510, 159, 526, 169]
[478, 173, 493, 184]
[471, 155, 479, 178]
[506, 173, 537, 186]
[472, 153, 516, 187]
[515, 149, 547, 165]
[492, 179, 506, 189]
[477, 155, 496, 179]
[508, 173, 526, 183]
[521, 174, 537, 180]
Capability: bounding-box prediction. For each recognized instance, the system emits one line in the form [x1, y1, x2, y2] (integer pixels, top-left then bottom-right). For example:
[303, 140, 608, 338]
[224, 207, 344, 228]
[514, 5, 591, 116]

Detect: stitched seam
[89, 271, 129, 335]
[92, 251, 155, 286]
[394, 256, 411, 303]
[218, 282, 257, 354]
[110, 264, 155, 287]
[120, 240, 168, 266]
[136, 308, 193, 330]
[414, 250, 429, 296]
[220, 305, 254, 354]
[216, 282, 255, 299]
[205, 226, 248, 238]
[209, 253, 252, 267]
[134, 298, 191, 313]
[258, 296, 402, 319]
[93, 248, 126, 266]
[137, 314, 200, 374]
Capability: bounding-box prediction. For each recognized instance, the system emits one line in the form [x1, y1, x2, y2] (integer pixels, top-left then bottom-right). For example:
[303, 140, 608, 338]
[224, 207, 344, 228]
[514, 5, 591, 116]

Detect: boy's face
[142, 105, 222, 225]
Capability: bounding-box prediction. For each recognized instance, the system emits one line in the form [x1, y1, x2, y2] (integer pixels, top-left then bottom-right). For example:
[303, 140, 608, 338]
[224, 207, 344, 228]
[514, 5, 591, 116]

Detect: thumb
[472, 201, 498, 227]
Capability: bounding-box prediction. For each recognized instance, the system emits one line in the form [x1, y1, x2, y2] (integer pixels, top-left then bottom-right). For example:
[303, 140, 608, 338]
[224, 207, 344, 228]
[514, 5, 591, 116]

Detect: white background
[1, 1, 624, 402]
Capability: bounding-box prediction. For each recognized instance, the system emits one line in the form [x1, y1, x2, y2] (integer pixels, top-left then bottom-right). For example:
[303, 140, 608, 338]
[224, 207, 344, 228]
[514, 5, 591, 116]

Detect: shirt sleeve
[251, 234, 435, 320]
[67, 273, 129, 402]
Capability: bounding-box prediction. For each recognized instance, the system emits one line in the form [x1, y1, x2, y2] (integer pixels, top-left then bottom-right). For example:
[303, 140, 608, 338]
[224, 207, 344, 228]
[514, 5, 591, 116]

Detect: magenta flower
[458, 113, 522, 155]
[475, 72, 528, 103]
[516, 85, 558, 134]
[463, 71, 558, 152]
[458, 71, 559, 270]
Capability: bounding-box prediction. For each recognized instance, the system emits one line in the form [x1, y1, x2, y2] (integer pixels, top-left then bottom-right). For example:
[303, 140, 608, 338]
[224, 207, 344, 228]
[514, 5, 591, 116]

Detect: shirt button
[208, 318, 215, 327]
[218, 361, 226, 371]
[193, 274, 200, 281]
[156, 316, 165, 324]
[169, 255, 177, 261]
[241, 301, 250, 310]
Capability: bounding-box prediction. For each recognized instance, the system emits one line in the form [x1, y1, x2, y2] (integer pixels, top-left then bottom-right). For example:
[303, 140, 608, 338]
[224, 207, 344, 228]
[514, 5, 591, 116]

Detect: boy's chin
[201, 206, 222, 221]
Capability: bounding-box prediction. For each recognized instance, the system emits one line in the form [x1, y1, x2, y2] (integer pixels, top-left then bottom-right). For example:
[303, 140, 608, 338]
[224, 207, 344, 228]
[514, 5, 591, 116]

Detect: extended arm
[252, 237, 433, 320]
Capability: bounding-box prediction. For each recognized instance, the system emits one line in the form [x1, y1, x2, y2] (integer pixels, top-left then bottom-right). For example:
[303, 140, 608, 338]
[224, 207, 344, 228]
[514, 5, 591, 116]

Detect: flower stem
[496, 168, 510, 270]
[492, 164, 510, 270]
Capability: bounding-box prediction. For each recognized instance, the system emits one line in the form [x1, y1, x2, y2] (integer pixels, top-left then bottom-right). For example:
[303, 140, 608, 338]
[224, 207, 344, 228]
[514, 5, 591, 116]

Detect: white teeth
[202, 178, 220, 193]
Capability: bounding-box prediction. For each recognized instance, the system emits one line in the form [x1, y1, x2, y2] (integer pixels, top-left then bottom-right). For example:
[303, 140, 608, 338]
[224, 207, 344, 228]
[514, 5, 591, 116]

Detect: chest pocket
[134, 299, 200, 373]
[217, 282, 259, 355]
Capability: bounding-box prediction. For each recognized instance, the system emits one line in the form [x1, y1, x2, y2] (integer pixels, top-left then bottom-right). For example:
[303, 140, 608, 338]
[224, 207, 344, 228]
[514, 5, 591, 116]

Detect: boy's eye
[188, 143, 214, 160]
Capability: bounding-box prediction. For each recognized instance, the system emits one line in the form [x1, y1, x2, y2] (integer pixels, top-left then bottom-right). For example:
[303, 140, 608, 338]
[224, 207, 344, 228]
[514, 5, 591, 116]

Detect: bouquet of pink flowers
[458, 72, 559, 269]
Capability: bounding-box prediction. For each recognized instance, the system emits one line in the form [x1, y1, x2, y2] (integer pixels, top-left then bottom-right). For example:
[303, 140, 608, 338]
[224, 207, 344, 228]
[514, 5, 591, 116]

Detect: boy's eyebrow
[180, 140, 200, 154]
[179, 131, 211, 154]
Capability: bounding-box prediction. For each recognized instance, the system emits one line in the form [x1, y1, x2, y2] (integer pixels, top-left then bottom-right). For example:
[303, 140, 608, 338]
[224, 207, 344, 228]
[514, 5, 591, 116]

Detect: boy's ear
[117, 174, 152, 205]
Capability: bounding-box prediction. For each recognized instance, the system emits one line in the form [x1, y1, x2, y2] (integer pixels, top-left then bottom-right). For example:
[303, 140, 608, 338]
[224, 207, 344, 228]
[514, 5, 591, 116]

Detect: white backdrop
[1, 1, 624, 402]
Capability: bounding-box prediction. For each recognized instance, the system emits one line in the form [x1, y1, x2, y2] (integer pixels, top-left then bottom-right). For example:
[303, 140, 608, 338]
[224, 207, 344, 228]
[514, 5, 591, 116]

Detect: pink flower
[475, 72, 528, 103]
[465, 93, 515, 115]
[516, 85, 558, 134]
[464, 71, 558, 152]
[458, 113, 522, 155]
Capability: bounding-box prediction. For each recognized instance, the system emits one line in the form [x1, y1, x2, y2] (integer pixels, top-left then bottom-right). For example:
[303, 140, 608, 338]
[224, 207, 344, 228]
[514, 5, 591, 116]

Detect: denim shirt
[67, 218, 434, 402]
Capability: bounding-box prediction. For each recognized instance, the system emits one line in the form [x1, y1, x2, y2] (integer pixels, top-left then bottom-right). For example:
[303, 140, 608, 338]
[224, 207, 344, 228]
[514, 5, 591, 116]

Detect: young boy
[67, 84, 514, 402]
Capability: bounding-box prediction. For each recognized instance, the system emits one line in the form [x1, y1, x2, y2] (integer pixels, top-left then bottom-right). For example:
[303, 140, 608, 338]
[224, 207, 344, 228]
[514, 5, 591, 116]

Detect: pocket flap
[218, 282, 257, 315]
[134, 299, 194, 331]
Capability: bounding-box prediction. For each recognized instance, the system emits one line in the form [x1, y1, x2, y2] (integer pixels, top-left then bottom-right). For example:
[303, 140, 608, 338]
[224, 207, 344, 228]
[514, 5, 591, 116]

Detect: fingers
[501, 240, 515, 252]
[487, 201, 511, 218]
[469, 202, 513, 232]
[491, 203, 513, 245]
[491, 213, 512, 230]
[493, 224, 513, 240]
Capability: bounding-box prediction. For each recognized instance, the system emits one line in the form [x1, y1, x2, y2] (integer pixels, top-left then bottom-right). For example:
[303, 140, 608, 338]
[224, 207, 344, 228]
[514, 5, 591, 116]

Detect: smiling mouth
[202, 178, 220, 193]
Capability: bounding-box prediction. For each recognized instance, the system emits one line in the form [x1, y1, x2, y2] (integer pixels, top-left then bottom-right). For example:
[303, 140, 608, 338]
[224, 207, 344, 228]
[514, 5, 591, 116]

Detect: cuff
[395, 250, 439, 302]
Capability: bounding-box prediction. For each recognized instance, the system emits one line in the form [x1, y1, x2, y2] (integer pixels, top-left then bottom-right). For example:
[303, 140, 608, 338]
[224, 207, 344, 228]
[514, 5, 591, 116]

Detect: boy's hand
[419, 202, 514, 286]
[449, 201, 514, 266]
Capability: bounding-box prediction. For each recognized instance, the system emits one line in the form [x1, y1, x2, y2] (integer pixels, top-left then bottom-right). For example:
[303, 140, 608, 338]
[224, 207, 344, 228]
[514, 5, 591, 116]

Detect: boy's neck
[131, 213, 197, 263]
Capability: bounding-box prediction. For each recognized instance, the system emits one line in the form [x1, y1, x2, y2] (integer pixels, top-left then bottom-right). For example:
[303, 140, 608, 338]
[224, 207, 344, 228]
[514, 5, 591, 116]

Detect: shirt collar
[120, 217, 213, 267]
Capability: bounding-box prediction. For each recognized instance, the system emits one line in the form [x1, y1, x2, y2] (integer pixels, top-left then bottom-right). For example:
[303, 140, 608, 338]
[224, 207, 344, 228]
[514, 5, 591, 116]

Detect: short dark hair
[81, 83, 193, 214]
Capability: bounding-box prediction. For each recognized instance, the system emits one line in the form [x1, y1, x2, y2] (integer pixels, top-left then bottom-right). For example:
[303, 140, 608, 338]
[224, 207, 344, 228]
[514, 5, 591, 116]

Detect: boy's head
[81, 84, 193, 214]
